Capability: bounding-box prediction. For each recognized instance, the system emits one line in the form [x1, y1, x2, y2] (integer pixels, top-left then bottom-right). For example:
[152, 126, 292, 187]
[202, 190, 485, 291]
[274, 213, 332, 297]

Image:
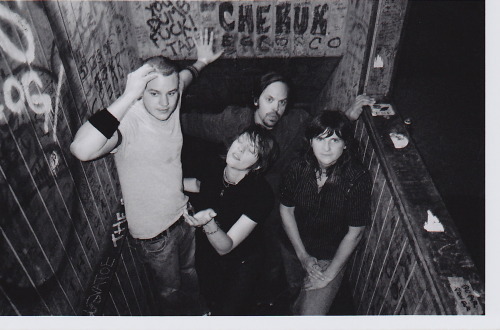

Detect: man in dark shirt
[181, 72, 374, 306]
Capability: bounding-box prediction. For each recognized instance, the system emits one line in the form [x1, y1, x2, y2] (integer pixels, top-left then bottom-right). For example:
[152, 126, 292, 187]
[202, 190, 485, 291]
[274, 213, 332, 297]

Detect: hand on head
[193, 28, 223, 65]
[123, 64, 159, 101]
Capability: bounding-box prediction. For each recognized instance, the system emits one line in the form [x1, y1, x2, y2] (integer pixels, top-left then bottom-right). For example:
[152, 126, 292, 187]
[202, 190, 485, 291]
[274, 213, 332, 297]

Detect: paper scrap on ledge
[389, 132, 409, 149]
[371, 103, 395, 116]
[424, 210, 444, 232]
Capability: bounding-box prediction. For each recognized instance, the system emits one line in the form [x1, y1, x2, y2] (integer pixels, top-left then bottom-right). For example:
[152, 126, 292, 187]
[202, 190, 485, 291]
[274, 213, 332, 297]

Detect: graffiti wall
[131, 0, 348, 59]
[0, 0, 352, 316]
[0, 0, 139, 315]
[314, 0, 374, 115]
[1, 0, 482, 317]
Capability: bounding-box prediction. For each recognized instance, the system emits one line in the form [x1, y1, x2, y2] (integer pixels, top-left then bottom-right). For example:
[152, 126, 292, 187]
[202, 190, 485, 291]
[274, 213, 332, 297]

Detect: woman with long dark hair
[279, 111, 372, 315]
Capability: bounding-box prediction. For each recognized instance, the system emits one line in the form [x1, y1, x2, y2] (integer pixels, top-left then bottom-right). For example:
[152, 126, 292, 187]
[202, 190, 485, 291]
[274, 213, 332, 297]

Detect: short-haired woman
[183, 125, 279, 315]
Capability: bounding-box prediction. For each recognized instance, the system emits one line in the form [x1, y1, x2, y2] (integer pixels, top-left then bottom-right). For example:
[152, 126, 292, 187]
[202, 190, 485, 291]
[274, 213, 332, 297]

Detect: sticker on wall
[370, 103, 395, 116]
[374, 54, 384, 68]
[424, 210, 444, 232]
[447, 277, 483, 315]
[49, 150, 59, 177]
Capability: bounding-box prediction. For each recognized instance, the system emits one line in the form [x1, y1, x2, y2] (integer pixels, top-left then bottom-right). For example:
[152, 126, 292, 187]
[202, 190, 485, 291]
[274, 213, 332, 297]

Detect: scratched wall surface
[314, 0, 374, 114]
[349, 118, 443, 314]
[0, 0, 139, 315]
[343, 115, 484, 315]
[363, 0, 409, 98]
[130, 0, 348, 59]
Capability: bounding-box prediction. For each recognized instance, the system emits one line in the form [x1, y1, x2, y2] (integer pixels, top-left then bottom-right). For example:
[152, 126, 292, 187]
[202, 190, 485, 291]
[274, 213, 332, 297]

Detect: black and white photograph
[0, 0, 494, 328]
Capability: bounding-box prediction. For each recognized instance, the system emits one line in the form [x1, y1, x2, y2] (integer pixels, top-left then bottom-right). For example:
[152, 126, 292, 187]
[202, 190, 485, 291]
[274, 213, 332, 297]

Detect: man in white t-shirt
[70, 29, 222, 315]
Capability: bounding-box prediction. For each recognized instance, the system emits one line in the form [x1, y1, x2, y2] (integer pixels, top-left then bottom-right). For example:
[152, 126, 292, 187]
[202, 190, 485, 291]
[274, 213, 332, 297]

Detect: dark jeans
[130, 220, 204, 315]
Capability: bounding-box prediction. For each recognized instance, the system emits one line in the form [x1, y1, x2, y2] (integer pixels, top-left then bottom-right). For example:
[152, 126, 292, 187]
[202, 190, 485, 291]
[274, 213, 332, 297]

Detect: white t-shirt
[114, 98, 188, 239]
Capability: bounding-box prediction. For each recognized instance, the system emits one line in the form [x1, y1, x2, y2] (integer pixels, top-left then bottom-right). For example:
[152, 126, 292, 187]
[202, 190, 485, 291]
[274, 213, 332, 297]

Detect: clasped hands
[300, 254, 334, 291]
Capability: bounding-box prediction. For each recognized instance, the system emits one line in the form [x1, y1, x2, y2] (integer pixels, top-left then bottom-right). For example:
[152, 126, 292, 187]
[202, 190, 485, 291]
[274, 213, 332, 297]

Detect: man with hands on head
[70, 29, 222, 315]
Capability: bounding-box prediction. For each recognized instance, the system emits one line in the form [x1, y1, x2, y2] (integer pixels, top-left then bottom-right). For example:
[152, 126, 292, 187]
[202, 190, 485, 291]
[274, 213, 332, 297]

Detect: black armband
[185, 65, 199, 80]
[88, 108, 120, 139]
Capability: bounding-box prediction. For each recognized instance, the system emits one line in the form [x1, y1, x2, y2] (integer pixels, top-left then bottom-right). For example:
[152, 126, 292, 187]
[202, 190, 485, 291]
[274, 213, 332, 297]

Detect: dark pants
[130, 221, 205, 315]
[197, 249, 263, 316]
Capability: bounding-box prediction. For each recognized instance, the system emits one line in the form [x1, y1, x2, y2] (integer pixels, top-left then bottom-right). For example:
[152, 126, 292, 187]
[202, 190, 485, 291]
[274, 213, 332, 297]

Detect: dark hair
[251, 71, 291, 109]
[230, 125, 279, 174]
[304, 111, 354, 174]
[142, 56, 179, 76]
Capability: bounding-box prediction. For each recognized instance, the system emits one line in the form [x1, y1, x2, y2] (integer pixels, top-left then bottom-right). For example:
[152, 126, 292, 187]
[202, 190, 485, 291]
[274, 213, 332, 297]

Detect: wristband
[88, 108, 120, 139]
[185, 65, 199, 80]
[202, 220, 219, 235]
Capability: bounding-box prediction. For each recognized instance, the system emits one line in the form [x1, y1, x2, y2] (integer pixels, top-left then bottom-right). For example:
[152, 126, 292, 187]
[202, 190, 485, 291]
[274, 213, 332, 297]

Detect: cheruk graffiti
[134, 1, 346, 58]
[219, 3, 329, 35]
[218, 2, 341, 52]
[0, 3, 64, 142]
